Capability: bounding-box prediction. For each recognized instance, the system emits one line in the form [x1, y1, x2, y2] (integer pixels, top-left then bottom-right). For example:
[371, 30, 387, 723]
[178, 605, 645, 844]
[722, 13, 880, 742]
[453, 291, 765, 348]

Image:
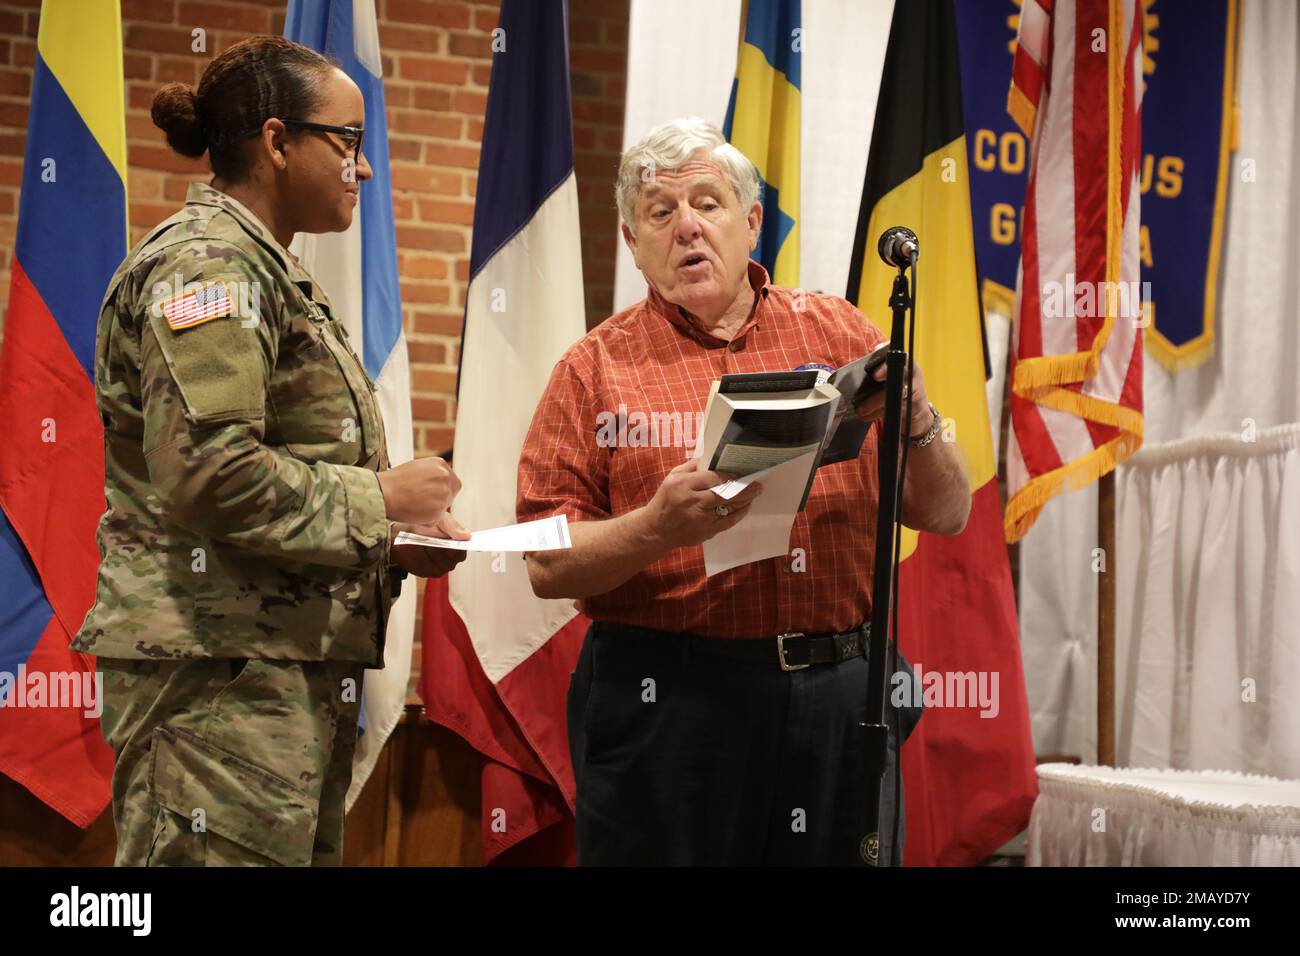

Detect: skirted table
[1027, 764, 1300, 866]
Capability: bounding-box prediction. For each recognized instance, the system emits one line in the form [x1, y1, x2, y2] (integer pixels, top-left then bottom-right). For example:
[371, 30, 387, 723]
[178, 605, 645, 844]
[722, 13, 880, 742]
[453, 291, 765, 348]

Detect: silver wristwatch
[908, 402, 942, 448]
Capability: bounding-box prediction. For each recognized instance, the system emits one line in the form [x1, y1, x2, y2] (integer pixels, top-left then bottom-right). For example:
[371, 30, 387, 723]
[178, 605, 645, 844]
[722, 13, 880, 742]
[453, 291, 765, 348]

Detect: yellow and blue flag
[722, 0, 801, 286]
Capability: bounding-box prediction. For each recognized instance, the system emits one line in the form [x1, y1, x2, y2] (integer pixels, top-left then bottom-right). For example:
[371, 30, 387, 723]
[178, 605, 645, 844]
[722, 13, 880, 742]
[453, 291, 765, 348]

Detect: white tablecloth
[1027, 764, 1300, 866]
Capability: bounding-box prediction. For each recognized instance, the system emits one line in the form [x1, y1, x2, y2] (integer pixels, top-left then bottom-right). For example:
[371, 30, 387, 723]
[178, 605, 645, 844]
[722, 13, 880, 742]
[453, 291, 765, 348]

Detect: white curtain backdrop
[1018, 0, 1300, 768]
[1116, 425, 1300, 777]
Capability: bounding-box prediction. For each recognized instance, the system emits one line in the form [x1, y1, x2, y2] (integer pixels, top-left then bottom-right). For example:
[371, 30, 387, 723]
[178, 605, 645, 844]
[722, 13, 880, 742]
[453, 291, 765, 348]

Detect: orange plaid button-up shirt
[517, 262, 887, 639]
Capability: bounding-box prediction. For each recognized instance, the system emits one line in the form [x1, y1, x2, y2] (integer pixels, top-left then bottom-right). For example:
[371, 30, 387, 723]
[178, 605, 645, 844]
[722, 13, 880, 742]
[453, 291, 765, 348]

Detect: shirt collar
[646, 260, 772, 348]
[184, 181, 316, 289]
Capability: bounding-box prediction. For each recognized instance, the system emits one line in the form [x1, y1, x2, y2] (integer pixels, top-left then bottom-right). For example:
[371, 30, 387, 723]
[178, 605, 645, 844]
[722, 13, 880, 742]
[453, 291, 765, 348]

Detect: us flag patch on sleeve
[161, 280, 234, 331]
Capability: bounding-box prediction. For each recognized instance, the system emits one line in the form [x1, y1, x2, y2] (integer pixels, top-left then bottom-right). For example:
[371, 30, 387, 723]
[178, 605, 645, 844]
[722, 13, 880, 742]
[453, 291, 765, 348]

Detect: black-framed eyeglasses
[282, 120, 365, 161]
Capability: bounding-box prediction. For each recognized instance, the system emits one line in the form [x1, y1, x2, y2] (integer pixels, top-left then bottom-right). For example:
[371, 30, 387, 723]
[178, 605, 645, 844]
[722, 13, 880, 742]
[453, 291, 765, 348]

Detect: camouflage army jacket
[73, 183, 394, 665]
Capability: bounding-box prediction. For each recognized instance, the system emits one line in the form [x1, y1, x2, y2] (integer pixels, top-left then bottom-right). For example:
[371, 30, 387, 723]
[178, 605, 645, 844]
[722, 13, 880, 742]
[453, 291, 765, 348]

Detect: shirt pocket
[605, 402, 707, 512]
[269, 299, 379, 467]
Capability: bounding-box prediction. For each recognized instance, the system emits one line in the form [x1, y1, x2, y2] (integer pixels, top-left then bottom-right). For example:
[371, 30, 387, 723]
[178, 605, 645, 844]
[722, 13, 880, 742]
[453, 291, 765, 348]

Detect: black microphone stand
[858, 260, 913, 866]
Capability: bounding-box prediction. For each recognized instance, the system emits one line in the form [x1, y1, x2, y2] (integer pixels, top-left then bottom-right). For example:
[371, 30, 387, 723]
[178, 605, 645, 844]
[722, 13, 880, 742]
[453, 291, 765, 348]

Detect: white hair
[615, 117, 760, 234]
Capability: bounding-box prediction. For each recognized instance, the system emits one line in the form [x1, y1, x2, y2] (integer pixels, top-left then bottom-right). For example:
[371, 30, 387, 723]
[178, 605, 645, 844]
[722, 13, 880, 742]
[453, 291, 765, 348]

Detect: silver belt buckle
[777, 632, 809, 672]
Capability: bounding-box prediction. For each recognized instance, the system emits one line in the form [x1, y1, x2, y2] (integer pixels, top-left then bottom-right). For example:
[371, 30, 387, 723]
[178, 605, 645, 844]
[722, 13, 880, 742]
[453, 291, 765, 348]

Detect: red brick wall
[569, 0, 627, 329]
[0, 0, 628, 685]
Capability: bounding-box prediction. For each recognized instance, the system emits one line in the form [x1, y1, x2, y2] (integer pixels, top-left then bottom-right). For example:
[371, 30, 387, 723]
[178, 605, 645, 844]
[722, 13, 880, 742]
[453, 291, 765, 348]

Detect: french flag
[285, 0, 414, 805]
[0, 0, 124, 825]
[421, 0, 589, 864]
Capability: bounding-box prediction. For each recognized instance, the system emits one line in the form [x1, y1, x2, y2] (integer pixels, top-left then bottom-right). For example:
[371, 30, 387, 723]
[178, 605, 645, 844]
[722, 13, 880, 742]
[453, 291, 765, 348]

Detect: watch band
[909, 402, 942, 448]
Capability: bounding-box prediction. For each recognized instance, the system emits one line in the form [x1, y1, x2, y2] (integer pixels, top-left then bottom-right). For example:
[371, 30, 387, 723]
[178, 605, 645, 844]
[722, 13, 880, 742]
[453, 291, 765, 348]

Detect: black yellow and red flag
[845, 0, 1037, 866]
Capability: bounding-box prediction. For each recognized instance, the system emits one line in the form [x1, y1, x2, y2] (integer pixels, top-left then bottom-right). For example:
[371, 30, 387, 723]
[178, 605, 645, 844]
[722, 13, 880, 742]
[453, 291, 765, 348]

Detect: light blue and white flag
[285, 0, 414, 806]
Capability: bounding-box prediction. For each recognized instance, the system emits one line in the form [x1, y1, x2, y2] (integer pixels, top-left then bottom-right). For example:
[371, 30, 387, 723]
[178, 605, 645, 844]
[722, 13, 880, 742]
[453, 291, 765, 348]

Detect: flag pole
[1097, 471, 1116, 766]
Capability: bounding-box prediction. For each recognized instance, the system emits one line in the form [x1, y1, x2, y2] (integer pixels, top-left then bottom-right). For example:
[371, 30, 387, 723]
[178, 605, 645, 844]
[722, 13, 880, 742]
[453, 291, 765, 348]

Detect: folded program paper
[394, 514, 571, 552]
[703, 451, 818, 577]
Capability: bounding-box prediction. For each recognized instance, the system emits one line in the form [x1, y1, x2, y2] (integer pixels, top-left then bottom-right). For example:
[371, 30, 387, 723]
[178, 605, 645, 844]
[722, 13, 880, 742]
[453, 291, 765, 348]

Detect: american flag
[1003, 0, 1145, 543]
[162, 280, 233, 330]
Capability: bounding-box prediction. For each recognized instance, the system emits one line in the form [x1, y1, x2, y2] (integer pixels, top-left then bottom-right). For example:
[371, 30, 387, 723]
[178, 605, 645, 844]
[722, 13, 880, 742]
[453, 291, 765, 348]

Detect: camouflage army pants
[96, 657, 365, 867]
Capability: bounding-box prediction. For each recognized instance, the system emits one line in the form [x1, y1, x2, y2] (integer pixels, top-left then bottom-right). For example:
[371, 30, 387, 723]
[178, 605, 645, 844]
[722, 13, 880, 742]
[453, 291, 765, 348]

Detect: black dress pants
[567, 621, 923, 866]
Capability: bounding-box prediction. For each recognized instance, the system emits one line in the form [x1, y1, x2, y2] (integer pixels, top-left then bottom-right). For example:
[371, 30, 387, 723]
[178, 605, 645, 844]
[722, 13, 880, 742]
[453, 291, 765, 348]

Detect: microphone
[877, 226, 919, 268]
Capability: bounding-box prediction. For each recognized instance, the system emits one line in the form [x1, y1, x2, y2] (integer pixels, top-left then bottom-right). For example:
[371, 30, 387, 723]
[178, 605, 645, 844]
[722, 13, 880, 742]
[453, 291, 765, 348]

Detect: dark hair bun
[151, 83, 206, 158]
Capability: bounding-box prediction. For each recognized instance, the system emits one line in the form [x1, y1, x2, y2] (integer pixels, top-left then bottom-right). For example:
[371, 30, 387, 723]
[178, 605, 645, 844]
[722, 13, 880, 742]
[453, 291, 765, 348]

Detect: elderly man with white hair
[516, 117, 971, 866]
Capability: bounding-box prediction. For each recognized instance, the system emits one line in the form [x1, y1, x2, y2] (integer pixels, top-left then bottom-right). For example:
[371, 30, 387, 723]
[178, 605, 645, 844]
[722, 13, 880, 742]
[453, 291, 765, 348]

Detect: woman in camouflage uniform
[74, 36, 463, 866]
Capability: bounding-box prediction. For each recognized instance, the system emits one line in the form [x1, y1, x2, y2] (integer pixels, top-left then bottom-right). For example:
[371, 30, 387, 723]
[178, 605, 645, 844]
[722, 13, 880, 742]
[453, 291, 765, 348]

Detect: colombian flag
[0, 1, 125, 825]
[845, 0, 1037, 866]
[722, 0, 800, 286]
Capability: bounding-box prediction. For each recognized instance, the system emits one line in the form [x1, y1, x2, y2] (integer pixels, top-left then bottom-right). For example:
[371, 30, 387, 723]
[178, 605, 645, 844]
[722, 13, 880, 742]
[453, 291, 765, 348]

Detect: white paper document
[709, 461, 784, 500]
[394, 514, 571, 552]
[703, 451, 818, 577]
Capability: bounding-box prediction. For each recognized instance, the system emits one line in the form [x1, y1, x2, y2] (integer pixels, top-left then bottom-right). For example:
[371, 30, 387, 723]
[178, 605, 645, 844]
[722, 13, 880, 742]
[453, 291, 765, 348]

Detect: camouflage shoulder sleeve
[138, 240, 389, 569]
